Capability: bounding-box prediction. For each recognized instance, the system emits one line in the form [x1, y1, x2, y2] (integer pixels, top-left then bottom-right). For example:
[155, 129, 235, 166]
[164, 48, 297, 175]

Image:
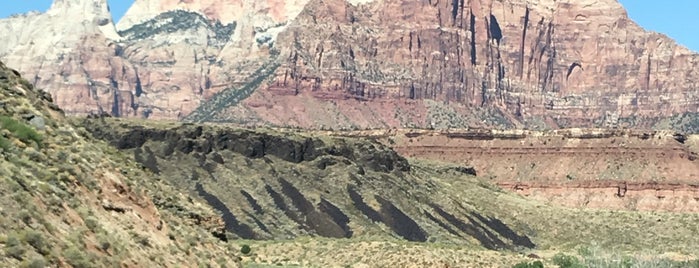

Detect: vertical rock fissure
[520, 7, 530, 78]
[111, 89, 121, 117]
[134, 70, 143, 97]
[451, 0, 459, 25]
[488, 14, 503, 45]
[645, 54, 652, 90]
[541, 22, 556, 92]
[469, 11, 477, 65]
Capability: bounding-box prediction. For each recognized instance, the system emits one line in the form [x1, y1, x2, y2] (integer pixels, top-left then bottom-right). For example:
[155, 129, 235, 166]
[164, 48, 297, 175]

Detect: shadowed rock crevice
[375, 196, 427, 242]
[469, 11, 477, 65]
[278, 178, 351, 238]
[430, 204, 506, 249]
[429, 204, 535, 250]
[489, 14, 503, 45]
[348, 186, 382, 222]
[241, 190, 264, 214]
[244, 211, 272, 234]
[264, 184, 304, 225]
[566, 62, 583, 80]
[471, 213, 535, 248]
[347, 185, 425, 241]
[424, 211, 462, 238]
[318, 198, 353, 238]
[519, 7, 530, 77]
[195, 183, 256, 239]
[451, 0, 460, 24]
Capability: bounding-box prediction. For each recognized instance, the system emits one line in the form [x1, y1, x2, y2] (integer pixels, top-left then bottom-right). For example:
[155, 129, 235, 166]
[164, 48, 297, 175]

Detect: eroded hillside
[0, 61, 242, 266]
[82, 118, 699, 267]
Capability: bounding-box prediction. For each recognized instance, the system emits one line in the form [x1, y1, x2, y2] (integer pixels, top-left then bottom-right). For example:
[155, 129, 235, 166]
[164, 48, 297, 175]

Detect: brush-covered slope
[0, 60, 242, 266]
[83, 117, 699, 267]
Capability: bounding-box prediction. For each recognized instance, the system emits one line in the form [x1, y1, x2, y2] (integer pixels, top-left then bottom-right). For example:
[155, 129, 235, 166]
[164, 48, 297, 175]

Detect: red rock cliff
[3, 0, 699, 130]
[235, 0, 699, 129]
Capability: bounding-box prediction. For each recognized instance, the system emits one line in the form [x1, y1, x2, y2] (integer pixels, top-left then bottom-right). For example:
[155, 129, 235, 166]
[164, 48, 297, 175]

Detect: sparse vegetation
[118, 10, 236, 46]
[552, 253, 584, 268]
[4, 233, 26, 260]
[63, 245, 92, 268]
[0, 61, 242, 267]
[185, 58, 281, 122]
[0, 135, 10, 151]
[20, 255, 48, 268]
[0, 116, 42, 147]
[513, 260, 544, 268]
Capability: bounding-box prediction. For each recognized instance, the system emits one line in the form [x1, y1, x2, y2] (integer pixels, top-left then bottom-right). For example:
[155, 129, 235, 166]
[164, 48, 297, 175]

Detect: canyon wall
[2, 0, 699, 130]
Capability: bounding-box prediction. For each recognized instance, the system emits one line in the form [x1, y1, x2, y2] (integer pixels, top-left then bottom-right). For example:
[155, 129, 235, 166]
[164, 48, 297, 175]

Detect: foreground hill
[0, 61, 241, 266]
[2, 0, 699, 131]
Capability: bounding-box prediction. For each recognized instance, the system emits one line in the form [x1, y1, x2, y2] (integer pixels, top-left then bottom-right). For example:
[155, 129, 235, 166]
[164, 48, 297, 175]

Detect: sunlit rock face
[2, 0, 699, 130]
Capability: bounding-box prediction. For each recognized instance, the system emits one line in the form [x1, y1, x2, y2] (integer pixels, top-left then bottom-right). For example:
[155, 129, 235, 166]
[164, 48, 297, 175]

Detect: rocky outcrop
[3, 0, 699, 130]
[83, 118, 538, 248]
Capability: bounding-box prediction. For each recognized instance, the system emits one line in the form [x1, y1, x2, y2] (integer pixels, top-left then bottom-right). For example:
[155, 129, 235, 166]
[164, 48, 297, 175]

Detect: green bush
[22, 230, 49, 255]
[0, 116, 42, 147]
[0, 135, 10, 151]
[552, 253, 585, 268]
[63, 246, 92, 268]
[240, 244, 251, 255]
[20, 255, 48, 268]
[513, 260, 544, 268]
[4, 234, 25, 260]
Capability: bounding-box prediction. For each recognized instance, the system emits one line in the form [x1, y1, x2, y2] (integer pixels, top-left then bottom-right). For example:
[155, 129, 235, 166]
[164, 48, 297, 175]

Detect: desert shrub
[0, 116, 42, 147]
[513, 260, 544, 268]
[22, 230, 49, 255]
[19, 79, 34, 91]
[96, 232, 111, 252]
[4, 233, 25, 260]
[552, 253, 584, 268]
[63, 246, 92, 268]
[240, 244, 251, 255]
[83, 216, 99, 232]
[0, 135, 10, 151]
[20, 255, 48, 268]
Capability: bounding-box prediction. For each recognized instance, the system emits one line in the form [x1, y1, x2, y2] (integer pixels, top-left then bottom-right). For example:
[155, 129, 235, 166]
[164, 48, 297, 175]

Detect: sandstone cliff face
[0, 0, 311, 120]
[234, 0, 699, 129]
[2, 0, 699, 130]
[0, 0, 129, 116]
